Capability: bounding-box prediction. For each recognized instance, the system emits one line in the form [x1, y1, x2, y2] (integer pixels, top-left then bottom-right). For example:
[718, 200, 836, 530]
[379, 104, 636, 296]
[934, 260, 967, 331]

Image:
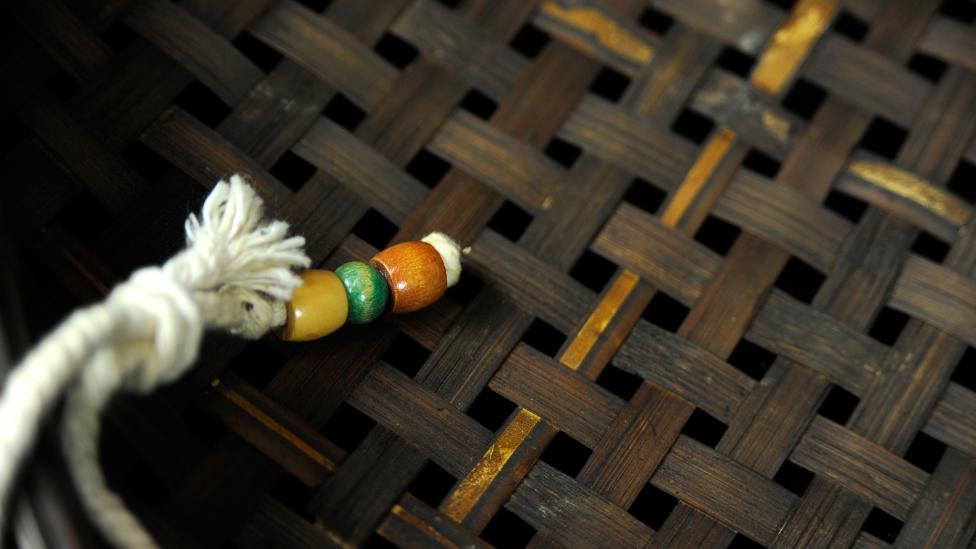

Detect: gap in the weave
[671, 108, 715, 145]
[589, 66, 631, 102]
[772, 460, 815, 497]
[774, 257, 826, 304]
[323, 93, 367, 131]
[406, 460, 456, 508]
[382, 333, 431, 378]
[860, 507, 904, 544]
[867, 306, 911, 346]
[570, 250, 617, 293]
[509, 23, 550, 60]
[352, 208, 398, 250]
[629, 482, 679, 530]
[681, 409, 728, 448]
[642, 292, 689, 333]
[540, 431, 592, 478]
[405, 148, 452, 188]
[271, 472, 317, 522]
[694, 215, 741, 256]
[233, 31, 283, 73]
[947, 160, 976, 203]
[939, 0, 976, 23]
[596, 363, 643, 401]
[488, 200, 533, 242]
[480, 507, 537, 548]
[781, 78, 827, 120]
[466, 387, 517, 433]
[321, 402, 376, 454]
[458, 88, 498, 119]
[831, 10, 869, 42]
[229, 340, 288, 390]
[521, 318, 567, 358]
[638, 5, 674, 35]
[270, 150, 317, 192]
[174, 81, 230, 128]
[950, 346, 976, 392]
[910, 231, 950, 264]
[374, 33, 419, 70]
[727, 338, 777, 381]
[858, 117, 908, 159]
[816, 385, 860, 425]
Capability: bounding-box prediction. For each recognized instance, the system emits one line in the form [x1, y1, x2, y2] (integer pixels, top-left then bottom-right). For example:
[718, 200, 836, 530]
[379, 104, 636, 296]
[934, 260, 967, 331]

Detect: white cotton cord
[0, 175, 310, 548]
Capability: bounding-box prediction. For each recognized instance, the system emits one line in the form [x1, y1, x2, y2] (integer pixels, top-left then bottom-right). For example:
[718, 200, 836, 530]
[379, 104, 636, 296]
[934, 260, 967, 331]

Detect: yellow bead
[280, 270, 348, 341]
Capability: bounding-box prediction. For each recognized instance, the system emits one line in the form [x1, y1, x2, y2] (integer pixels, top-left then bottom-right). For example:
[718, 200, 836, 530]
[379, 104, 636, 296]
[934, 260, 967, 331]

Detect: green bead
[335, 261, 388, 324]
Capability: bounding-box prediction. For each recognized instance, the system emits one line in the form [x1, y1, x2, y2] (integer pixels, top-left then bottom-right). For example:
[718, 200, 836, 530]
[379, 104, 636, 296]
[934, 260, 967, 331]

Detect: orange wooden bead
[370, 241, 447, 313]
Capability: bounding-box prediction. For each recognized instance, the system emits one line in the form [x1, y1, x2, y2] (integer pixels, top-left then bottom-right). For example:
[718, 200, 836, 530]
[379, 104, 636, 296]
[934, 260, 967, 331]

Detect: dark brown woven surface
[2, 0, 976, 547]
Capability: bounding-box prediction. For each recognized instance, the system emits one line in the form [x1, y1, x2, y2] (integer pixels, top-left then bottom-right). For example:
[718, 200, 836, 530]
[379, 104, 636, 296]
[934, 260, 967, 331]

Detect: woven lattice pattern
[2, 0, 976, 547]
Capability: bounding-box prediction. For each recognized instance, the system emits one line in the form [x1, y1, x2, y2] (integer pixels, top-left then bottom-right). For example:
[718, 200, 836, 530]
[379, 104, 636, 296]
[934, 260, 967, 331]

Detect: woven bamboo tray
[2, 0, 976, 547]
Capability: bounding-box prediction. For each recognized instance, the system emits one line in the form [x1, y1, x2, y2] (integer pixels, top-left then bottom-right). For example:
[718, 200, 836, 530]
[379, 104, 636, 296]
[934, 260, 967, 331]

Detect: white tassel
[0, 175, 309, 548]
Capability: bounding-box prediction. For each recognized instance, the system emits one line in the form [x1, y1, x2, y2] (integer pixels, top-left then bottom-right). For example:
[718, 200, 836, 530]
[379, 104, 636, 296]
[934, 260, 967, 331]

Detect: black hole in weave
[115, 456, 170, 507]
[374, 33, 419, 70]
[638, 6, 674, 35]
[382, 334, 431, 378]
[229, 341, 287, 390]
[774, 256, 826, 303]
[352, 208, 398, 249]
[56, 192, 113, 244]
[728, 534, 767, 549]
[868, 306, 910, 346]
[817, 385, 860, 425]
[174, 81, 231, 128]
[122, 140, 170, 184]
[629, 483, 678, 529]
[407, 461, 456, 507]
[903, 431, 947, 474]
[521, 319, 567, 358]
[488, 200, 533, 242]
[671, 109, 715, 145]
[947, 161, 976, 203]
[694, 215, 741, 256]
[433, 0, 462, 9]
[832, 10, 868, 42]
[911, 231, 950, 264]
[543, 137, 582, 168]
[940, 0, 976, 22]
[823, 189, 868, 223]
[295, 0, 331, 12]
[459, 88, 498, 120]
[270, 150, 316, 192]
[589, 66, 631, 102]
[446, 271, 483, 306]
[596, 364, 643, 401]
[466, 388, 517, 432]
[950, 347, 976, 391]
[727, 338, 776, 381]
[641, 292, 689, 333]
[907, 52, 948, 83]
[509, 23, 550, 60]
[102, 21, 138, 52]
[405, 148, 451, 188]
[782, 78, 827, 120]
[742, 149, 781, 178]
[570, 250, 616, 292]
[623, 178, 666, 214]
[233, 31, 283, 73]
[0, 117, 26, 157]
[271, 474, 315, 522]
[763, 0, 797, 11]
[681, 409, 727, 448]
[322, 93, 366, 131]
[180, 402, 226, 444]
[44, 70, 80, 101]
[365, 534, 398, 548]
[773, 460, 815, 496]
[541, 432, 592, 478]
[861, 507, 904, 544]
[321, 402, 376, 453]
[481, 508, 537, 548]
[714, 46, 756, 78]
[858, 117, 907, 160]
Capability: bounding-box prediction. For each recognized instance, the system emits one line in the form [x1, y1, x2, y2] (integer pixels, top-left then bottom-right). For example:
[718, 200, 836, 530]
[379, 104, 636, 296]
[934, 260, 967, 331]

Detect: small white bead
[422, 232, 462, 288]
